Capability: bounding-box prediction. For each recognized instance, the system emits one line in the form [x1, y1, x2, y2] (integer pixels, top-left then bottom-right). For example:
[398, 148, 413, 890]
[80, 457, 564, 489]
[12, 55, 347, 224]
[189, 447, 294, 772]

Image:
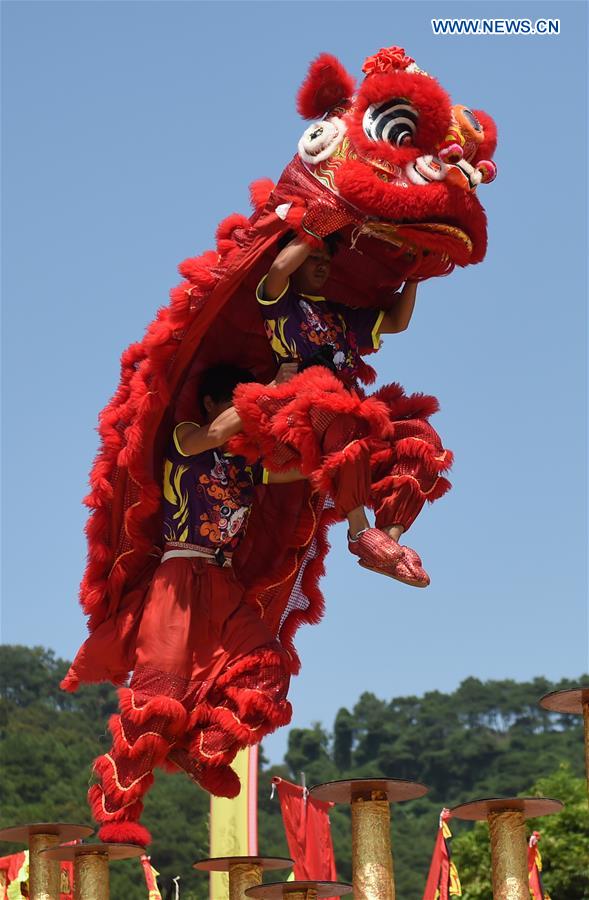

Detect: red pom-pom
[362, 46, 414, 76]
[249, 178, 275, 211]
[98, 821, 152, 847]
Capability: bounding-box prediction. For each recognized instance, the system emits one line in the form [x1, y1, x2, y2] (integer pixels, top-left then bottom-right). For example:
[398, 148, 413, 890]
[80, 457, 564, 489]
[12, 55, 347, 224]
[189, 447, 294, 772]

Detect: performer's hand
[379, 281, 418, 334]
[272, 362, 298, 385]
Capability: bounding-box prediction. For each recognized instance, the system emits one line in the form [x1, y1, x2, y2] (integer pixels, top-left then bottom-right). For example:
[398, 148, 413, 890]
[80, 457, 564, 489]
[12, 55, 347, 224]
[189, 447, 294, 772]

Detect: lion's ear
[297, 53, 355, 119]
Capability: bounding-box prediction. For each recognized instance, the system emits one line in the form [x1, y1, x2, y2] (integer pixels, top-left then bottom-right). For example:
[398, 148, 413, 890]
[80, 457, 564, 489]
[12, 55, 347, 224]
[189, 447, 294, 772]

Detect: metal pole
[229, 862, 263, 900]
[351, 793, 395, 900]
[488, 809, 529, 900]
[74, 850, 110, 900]
[29, 832, 61, 900]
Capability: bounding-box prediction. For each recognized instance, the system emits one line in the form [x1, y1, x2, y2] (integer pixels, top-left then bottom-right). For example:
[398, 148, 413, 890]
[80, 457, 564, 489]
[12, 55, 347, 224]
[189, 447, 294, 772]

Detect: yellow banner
[209, 746, 258, 899]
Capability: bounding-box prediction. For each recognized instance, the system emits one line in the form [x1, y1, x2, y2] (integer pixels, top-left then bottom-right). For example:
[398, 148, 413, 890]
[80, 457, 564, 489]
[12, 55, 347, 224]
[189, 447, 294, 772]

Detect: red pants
[88, 558, 292, 844]
[232, 369, 453, 532]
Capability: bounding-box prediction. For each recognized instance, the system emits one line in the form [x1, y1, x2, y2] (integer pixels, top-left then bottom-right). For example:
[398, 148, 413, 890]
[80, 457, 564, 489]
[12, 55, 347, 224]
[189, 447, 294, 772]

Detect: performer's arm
[263, 237, 312, 301]
[175, 410, 243, 456]
[379, 281, 418, 334]
[176, 364, 298, 455]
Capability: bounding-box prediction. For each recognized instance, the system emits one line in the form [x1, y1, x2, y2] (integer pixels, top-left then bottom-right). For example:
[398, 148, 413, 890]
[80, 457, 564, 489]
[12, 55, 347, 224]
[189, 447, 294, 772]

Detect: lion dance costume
[62, 46, 497, 845]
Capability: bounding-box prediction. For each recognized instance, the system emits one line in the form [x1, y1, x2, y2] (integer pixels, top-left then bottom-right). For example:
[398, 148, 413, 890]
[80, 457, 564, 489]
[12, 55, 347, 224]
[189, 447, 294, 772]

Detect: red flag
[423, 809, 462, 899]
[0, 851, 27, 899]
[528, 832, 551, 899]
[0, 849, 75, 900]
[272, 777, 337, 882]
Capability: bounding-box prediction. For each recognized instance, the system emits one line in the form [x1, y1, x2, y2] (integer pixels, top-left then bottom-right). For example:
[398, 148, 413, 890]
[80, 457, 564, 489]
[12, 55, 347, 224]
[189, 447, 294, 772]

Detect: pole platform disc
[194, 856, 293, 872]
[245, 882, 353, 898]
[42, 842, 145, 861]
[0, 823, 93, 844]
[451, 797, 564, 821]
[310, 777, 428, 804]
[539, 687, 589, 715]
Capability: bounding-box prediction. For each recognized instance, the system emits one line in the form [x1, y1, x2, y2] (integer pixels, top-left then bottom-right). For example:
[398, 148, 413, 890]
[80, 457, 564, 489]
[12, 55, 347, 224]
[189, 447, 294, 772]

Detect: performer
[88, 364, 300, 848]
[232, 234, 453, 587]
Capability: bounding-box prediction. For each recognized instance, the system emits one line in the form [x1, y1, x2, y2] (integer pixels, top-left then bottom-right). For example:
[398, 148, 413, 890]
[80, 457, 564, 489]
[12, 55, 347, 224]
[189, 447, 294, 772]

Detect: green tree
[1, 646, 587, 899]
[333, 708, 354, 772]
[452, 764, 589, 899]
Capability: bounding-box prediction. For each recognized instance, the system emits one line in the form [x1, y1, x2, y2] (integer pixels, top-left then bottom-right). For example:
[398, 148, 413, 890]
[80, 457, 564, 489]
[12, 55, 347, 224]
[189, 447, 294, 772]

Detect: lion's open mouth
[359, 219, 473, 267]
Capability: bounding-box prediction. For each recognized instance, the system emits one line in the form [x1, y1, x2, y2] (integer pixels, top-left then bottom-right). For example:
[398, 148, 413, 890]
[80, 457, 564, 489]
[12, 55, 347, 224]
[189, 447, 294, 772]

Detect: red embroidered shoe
[358, 543, 430, 588]
[348, 527, 404, 568]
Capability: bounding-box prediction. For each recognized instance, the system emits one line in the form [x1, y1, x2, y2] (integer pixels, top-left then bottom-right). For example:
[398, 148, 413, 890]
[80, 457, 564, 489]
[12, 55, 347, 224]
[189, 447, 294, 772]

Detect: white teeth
[454, 159, 483, 187]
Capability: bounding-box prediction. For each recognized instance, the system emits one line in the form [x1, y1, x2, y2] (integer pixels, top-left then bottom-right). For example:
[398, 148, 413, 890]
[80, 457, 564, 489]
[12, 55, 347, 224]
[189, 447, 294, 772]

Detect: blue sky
[2, 1, 587, 765]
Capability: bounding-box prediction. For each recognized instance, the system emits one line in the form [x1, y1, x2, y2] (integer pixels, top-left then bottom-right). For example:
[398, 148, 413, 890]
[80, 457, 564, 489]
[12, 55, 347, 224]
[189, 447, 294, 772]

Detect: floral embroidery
[163, 446, 257, 550]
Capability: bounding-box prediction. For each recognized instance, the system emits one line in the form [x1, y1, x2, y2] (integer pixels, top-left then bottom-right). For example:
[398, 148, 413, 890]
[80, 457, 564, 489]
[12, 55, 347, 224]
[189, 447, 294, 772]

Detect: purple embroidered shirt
[257, 275, 385, 386]
[162, 424, 263, 551]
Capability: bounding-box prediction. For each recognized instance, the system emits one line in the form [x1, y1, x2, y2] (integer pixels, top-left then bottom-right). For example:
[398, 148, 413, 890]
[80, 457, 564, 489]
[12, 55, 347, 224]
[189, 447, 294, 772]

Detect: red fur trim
[374, 472, 452, 505]
[356, 359, 377, 385]
[393, 437, 453, 474]
[177, 250, 218, 285]
[372, 383, 440, 420]
[221, 688, 293, 730]
[297, 53, 355, 119]
[92, 754, 154, 804]
[108, 715, 171, 762]
[186, 729, 237, 767]
[98, 821, 152, 846]
[197, 762, 241, 798]
[470, 109, 498, 163]
[216, 213, 249, 244]
[249, 178, 275, 211]
[88, 784, 145, 823]
[167, 748, 242, 798]
[216, 213, 249, 259]
[427, 475, 452, 501]
[214, 646, 288, 688]
[190, 701, 292, 754]
[231, 368, 393, 475]
[117, 688, 188, 736]
[186, 700, 215, 733]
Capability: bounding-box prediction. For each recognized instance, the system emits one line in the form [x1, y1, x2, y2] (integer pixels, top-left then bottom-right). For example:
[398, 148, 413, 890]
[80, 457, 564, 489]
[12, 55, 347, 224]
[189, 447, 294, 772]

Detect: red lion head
[271, 46, 497, 284]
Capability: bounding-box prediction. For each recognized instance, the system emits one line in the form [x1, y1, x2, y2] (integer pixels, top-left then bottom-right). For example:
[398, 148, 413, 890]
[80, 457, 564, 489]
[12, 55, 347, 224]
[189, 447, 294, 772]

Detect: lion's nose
[406, 154, 496, 192]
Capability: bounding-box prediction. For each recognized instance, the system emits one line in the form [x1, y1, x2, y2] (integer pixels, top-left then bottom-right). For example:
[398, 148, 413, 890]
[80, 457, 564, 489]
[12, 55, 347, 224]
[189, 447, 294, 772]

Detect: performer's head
[278, 230, 340, 295]
[198, 364, 255, 421]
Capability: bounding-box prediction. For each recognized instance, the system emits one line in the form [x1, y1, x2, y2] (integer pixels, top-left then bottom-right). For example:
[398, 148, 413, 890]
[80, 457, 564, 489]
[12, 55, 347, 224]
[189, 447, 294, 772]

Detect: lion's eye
[362, 98, 418, 146]
[462, 108, 482, 133]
